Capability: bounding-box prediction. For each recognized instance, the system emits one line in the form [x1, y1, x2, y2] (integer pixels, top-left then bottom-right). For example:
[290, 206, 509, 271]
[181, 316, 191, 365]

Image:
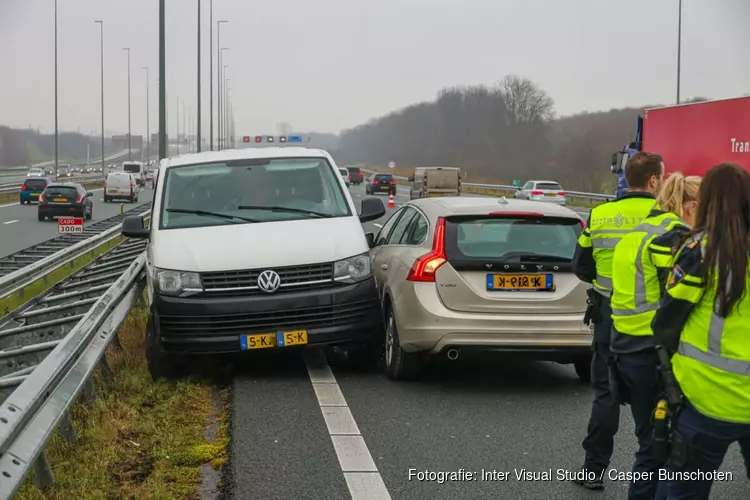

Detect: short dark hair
[625, 152, 663, 189]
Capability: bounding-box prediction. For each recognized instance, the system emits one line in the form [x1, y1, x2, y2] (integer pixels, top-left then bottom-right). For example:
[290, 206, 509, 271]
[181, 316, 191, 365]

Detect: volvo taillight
[406, 217, 447, 282]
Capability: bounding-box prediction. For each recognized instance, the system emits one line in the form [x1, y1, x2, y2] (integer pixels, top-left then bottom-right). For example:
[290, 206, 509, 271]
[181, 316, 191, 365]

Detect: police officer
[609, 173, 701, 500]
[572, 151, 665, 490]
[652, 162, 750, 499]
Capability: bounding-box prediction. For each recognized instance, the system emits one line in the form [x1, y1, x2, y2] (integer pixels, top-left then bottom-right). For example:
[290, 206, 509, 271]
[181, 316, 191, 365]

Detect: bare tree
[497, 74, 555, 125]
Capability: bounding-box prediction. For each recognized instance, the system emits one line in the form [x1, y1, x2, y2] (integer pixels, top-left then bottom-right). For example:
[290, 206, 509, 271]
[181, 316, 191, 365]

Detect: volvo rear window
[445, 216, 583, 261]
[25, 179, 48, 189]
[535, 182, 563, 191]
[44, 186, 78, 198]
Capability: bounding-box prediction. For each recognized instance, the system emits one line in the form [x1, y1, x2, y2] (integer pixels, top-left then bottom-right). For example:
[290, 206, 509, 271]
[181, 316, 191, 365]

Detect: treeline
[334, 75, 708, 193]
[0, 127, 116, 167]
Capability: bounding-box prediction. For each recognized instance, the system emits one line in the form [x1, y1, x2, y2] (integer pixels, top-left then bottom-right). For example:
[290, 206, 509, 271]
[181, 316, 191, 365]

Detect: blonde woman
[609, 172, 701, 500]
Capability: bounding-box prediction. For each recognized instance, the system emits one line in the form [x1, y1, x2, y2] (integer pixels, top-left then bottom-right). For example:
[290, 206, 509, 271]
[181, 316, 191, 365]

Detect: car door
[517, 181, 530, 199]
[385, 208, 430, 302]
[372, 207, 420, 299]
[370, 207, 407, 297]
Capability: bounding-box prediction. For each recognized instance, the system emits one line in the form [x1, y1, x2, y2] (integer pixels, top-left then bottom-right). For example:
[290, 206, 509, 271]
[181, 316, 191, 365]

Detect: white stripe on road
[373, 223, 382, 228]
[3, 220, 18, 225]
[305, 350, 392, 500]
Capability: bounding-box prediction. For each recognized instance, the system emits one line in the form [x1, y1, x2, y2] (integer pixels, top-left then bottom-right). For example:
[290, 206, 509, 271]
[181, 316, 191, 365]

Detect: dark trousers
[664, 398, 750, 500]
[617, 349, 663, 500]
[582, 297, 620, 473]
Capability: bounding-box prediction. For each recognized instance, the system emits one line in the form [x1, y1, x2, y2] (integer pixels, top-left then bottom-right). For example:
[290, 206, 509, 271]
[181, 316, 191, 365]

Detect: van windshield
[159, 157, 352, 229]
[123, 164, 141, 173]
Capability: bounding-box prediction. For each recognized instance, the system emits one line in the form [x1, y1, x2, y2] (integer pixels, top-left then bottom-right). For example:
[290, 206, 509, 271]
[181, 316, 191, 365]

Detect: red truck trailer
[612, 96, 750, 195]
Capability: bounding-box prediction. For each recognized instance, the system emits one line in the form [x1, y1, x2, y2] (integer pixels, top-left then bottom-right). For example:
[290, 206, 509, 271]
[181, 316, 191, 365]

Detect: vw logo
[257, 270, 281, 293]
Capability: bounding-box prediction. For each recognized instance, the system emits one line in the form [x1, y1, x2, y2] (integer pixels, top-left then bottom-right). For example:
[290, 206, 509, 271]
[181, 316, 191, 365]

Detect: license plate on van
[240, 330, 308, 349]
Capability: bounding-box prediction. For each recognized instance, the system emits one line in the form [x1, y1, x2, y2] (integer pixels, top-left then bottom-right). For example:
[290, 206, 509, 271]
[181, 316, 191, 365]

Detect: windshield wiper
[165, 208, 260, 223]
[236, 205, 334, 218]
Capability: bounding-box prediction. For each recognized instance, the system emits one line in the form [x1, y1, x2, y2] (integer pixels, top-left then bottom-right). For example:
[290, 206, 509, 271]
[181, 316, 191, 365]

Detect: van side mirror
[365, 232, 375, 248]
[85, 192, 93, 197]
[408, 176, 414, 182]
[359, 197, 386, 223]
[121, 215, 150, 239]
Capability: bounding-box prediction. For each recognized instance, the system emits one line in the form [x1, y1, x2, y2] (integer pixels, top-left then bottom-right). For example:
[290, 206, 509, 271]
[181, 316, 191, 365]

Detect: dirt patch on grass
[14, 305, 229, 500]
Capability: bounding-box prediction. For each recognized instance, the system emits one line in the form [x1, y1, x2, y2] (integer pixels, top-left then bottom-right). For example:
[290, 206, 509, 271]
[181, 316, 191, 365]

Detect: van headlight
[154, 268, 203, 296]
[333, 253, 372, 283]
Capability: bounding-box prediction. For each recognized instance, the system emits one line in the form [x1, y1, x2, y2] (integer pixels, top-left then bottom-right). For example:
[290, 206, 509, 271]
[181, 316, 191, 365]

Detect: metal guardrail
[0, 175, 106, 194]
[0, 202, 152, 280]
[0, 247, 147, 497]
[360, 169, 614, 205]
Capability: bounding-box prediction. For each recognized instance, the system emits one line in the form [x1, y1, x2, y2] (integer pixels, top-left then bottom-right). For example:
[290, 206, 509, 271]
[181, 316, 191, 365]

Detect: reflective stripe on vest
[611, 216, 679, 317]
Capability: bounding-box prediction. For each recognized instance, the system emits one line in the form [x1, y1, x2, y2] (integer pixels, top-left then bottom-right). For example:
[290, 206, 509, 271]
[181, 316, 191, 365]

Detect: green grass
[15, 307, 229, 500]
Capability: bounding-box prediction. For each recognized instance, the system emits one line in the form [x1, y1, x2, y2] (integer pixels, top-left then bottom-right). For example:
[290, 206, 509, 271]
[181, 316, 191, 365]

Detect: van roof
[161, 147, 334, 171]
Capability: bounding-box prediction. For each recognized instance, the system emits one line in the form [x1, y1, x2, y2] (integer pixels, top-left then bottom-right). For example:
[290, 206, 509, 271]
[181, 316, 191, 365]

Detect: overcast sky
[1, 0, 748, 137]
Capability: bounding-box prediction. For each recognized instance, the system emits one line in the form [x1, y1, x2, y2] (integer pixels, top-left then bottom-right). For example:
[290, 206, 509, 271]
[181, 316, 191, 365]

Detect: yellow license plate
[428, 192, 444, 197]
[545, 193, 556, 198]
[109, 190, 120, 194]
[487, 273, 553, 291]
[54, 198, 66, 202]
[31, 193, 39, 197]
[240, 329, 308, 350]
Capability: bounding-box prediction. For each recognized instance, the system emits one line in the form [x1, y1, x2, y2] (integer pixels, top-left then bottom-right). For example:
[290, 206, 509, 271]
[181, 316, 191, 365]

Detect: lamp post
[95, 20, 104, 173]
[196, 0, 202, 152]
[223, 73, 229, 148]
[143, 66, 150, 164]
[54, 0, 59, 177]
[159, 0, 167, 160]
[676, 0, 682, 104]
[123, 47, 132, 159]
[216, 19, 228, 147]
[218, 47, 228, 149]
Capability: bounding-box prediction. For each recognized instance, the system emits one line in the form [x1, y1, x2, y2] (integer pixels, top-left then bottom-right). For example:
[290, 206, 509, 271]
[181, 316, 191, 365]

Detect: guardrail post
[81, 378, 97, 403]
[58, 411, 78, 444]
[33, 451, 55, 489]
[120, 203, 124, 215]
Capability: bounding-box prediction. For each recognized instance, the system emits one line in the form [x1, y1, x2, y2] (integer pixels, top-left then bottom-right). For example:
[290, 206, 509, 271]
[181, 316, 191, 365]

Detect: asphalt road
[227, 186, 746, 500]
[0, 185, 154, 259]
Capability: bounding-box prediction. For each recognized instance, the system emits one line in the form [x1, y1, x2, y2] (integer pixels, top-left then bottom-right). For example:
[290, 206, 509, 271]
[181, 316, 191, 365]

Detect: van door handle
[381, 264, 388, 271]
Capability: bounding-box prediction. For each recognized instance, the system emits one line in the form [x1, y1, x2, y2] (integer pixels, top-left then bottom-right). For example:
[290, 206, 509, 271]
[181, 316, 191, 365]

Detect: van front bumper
[152, 277, 382, 354]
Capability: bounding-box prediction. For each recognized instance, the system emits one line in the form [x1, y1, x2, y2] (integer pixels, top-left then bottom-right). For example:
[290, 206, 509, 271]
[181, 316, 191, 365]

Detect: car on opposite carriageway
[368, 196, 592, 381]
[120, 147, 386, 379]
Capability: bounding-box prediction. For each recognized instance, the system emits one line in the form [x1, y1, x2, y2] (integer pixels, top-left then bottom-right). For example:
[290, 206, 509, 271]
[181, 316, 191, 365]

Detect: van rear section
[424, 167, 461, 197]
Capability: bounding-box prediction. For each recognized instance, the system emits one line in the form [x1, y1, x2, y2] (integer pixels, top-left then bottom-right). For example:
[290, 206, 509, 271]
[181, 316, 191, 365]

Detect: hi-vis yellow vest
[668, 234, 750, 423]
[577, 196, 657, 295]
[611, 212, 685, 336]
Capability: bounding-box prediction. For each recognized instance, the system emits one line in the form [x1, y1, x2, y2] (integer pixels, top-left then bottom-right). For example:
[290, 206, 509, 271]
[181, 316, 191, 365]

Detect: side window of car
[374, 208, 405, 246]
[386, 208, 418, 245]
[401, 212, 429, 245]
[523, 182, 532, 190]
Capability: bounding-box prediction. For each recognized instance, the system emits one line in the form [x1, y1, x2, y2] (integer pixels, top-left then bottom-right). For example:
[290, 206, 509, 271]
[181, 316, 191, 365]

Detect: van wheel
[573, 356, 592, 383]
[384, 307, 422, 381]
[145, 314, 186, 380]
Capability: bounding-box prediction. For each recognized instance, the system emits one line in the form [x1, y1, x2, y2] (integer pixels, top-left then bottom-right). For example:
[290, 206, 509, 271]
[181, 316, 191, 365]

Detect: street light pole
[223, 72, 229, 148]
[54, 0, 59, 178]
[216, 20, 228, 148]
[182, 101, 186, 153]
[176, 95, 180, 155]
[95, 21, 104, 173]
[218, 48, 228, 150]
[197, 0, 202, 152]
[159, 0, 167, 160]
[209, 0, 214, 150]
[676, 0, 682, 104]
[123, 47, 132, 159]
[143, 67, 150, 164]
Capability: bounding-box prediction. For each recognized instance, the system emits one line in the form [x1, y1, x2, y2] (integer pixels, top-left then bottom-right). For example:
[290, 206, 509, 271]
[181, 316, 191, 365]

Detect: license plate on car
[31, 193, 38, 198]
[240, 330, 308, 350]
[54, 198, 66, 202]
[487, 274, 553, 291]
[545, 193, 556, 198]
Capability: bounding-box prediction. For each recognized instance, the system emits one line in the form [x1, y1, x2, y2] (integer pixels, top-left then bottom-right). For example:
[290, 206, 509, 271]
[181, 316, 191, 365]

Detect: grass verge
[0, 182, 105, 205]
[15, 306, 229, 500]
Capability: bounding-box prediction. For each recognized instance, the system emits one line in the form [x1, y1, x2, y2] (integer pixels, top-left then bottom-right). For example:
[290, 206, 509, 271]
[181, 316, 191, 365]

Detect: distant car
[365, 173, 396, 195]
[338, 167, 350, 187]
[347, 166, 364, 185]
[370, 196, 591, 381]
[27, 167, 45, 178]
[20, 177, 51, 204]
[38, 182, 94, 221]
[104, 172, 139, 203]
[514, 180, 567, 206]
[57, 165, 73, 178]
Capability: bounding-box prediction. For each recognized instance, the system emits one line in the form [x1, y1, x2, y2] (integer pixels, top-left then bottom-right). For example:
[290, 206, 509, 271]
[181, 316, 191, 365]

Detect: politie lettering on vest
[609, 172, 701, 500]
[571, 151, 666, 491]
[651, 162, 750, 499]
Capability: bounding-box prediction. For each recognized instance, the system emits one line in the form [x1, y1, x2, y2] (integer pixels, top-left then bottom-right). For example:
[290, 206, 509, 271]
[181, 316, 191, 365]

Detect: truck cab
[610, 116, 643, 198]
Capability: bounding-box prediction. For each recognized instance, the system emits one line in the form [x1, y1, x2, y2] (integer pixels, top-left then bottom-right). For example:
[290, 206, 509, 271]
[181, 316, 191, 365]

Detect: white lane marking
[0, 202, 20, 208]
[3, 220, 19, 225]
[373, 223, 382, 228]
[305, 350, 391, 500]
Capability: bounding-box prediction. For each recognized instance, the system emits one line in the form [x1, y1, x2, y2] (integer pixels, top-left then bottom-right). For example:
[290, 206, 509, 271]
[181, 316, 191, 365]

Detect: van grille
[200, 263, 336, 297]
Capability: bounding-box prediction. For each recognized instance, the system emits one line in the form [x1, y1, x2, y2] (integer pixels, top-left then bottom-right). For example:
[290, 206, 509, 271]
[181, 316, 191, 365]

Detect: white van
[121, 148, 387, 379]
[122, 161, 146, 186]
[104, 172, 139, 202]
